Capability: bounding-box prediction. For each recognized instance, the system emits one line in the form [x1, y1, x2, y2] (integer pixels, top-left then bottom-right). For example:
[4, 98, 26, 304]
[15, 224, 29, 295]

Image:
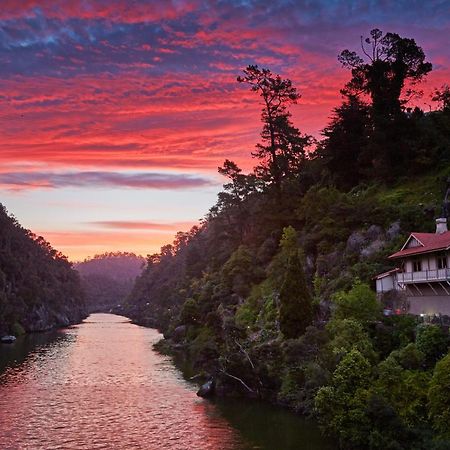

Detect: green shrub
[235, 301, 258, 329]
[429, 352, 450, 439]
[11, 321, 25, 336]
[416, 324, 449, 366]
[332, 280, 381, 324]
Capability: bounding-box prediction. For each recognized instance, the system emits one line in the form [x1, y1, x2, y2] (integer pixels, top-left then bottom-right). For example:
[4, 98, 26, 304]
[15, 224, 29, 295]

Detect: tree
[338, 29, 432, 179]
[376, 355, 430, 428]
[432, 84, 450, 112]
[317, 94, 371, 188]
[332, 280, 381, 324]
[218, 159, 260, 205]
[179, 298, 201, 326]
[222, 245, 255, 297]
[216, 159, 261, 240]
[279, 252, 313, 339]
[268, 225, 301, 289]
[415, 324, 449, 366]
[339, 28, 432, 119]
[237, 65, 311, 191]
[0, 203, 85, 335]
[278, 227, 313, 339]
[429, 352, 450, 439]
[315, 349, 372, 447]
[326, 318, 377, 362]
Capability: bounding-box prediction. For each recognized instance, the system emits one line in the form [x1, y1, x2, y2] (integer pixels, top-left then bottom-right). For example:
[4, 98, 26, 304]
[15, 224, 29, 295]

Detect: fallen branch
[234, 339, 255, 370]
[219, 369, 255, 393]
[234, 339, 264, 391]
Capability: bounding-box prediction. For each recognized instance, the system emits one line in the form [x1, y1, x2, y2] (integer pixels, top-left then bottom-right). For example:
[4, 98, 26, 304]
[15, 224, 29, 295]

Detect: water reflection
[0, 314, 333, 449]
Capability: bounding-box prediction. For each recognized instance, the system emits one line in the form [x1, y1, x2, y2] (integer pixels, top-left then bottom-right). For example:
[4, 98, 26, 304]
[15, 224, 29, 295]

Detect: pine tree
[237, 65, 311, 192]
[279, 248, 313, 339]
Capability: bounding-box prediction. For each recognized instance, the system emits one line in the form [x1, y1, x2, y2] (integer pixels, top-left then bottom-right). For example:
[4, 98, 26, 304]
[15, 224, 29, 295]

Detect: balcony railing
[396, 268, 450, 284]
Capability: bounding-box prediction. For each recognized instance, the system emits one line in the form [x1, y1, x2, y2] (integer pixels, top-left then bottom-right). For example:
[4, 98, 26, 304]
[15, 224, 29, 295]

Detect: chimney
[436, 218, 448, 234]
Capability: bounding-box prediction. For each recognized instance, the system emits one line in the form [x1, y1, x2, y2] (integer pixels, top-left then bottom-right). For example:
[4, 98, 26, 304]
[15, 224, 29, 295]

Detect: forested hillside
[75, 252, 145, 312]
[0, 205, 86, 335]
[124, 30, 450, 449]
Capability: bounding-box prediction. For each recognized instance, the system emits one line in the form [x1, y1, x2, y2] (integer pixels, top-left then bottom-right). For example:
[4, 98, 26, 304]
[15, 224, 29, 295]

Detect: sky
[0, 1, 449, 261]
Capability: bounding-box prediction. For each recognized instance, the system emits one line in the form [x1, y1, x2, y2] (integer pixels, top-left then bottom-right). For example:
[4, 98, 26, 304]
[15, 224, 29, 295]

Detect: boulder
[172, 325, 187, 343]
[361, 239, 385, 258]
[346, 231, 365, 254]
[386, 221, 401, 240]
[366, 224, 384, 241]
[197, 378, 215, 398]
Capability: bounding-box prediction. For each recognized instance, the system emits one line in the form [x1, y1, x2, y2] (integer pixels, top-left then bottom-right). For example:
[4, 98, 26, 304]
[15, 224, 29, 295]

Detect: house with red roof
[375, 218, 450, 315]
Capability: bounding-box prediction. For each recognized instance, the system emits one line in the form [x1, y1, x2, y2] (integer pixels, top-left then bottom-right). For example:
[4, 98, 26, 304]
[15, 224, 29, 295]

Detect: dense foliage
[0, 205, 86, 335]
[75, 252, 145, 313]
[125, 29, 450, 449]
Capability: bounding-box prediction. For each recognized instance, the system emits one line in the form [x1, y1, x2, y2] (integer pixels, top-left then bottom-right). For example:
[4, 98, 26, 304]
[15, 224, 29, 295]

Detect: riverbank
[0, 313, 333, 450]
[1, 305, 88, 340]
[126, 296, 450, 450]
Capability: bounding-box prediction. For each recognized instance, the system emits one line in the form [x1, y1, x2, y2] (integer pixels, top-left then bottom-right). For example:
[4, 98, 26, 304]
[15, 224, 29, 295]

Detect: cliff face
[19, 302, 86, 333]
[0, 204, 87, 335]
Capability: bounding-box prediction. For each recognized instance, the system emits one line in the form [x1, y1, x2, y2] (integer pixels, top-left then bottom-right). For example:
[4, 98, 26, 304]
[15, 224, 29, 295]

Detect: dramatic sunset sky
[1, 1, 449, 260]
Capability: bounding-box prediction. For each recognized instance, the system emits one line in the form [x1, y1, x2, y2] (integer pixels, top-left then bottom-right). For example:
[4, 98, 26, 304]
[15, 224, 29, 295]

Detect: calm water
[0, 314, 333, 450]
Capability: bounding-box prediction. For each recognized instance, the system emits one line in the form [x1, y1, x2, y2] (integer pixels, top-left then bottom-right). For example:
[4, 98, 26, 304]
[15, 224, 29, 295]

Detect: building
[375, 218, 450, 316]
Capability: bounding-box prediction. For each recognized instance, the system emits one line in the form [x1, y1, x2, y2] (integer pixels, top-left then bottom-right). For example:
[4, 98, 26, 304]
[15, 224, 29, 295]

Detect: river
[0, 314, 334, 450]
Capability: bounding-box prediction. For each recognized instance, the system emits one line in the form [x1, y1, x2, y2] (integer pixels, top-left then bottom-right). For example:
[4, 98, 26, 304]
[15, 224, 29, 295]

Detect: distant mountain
[0, 204, 86, 335]
[75, 252, 145, 313]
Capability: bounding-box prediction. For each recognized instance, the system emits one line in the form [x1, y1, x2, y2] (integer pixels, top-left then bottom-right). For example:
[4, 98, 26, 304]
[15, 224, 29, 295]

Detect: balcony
[396, 268, 450, 284]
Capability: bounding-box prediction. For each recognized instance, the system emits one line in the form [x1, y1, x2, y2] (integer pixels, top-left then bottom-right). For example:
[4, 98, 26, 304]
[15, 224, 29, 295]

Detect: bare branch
[219, 369, 255, 393]
[234, 339, 255, 370]
[360, 35, 372, 61]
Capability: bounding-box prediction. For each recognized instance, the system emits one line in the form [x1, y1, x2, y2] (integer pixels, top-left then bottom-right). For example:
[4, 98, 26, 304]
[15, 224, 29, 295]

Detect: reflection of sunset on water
[0, 315, 242, 449]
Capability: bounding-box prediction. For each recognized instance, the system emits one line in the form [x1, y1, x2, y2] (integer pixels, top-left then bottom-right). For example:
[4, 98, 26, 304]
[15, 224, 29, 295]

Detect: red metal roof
[389, 231, 450, 259]
[373, 268, 400, 280]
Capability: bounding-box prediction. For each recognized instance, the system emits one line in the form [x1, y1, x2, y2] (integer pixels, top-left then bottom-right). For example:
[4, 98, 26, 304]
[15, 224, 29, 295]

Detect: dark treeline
[124, 29, 450, 449]
[0, 205, 86, 335]
[75, 252, 145, 313]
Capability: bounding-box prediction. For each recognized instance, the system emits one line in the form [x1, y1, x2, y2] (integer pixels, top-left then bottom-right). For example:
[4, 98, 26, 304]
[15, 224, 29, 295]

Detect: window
[413, 260, 422, 272]
[438, 256, 448, 269]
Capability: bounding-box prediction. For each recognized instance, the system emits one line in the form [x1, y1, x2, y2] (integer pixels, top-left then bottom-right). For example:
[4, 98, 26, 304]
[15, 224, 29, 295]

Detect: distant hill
[0, 204, 86, 335]
[75, 252, 145, 313]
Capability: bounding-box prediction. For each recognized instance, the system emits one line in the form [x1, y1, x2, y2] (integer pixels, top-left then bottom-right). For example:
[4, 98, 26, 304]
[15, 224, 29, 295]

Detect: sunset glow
[1, 1, 449, 260]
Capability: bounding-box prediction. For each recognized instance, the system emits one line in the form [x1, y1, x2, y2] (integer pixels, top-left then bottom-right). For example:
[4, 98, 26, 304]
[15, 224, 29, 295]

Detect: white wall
[408, 296, 450, 315]
[376, 275, 395, 293]
[428, 256, 437, 270]
[405, 260, 413, 272]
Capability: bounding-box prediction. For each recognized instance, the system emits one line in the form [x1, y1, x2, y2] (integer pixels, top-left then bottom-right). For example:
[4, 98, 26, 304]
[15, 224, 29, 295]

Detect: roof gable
[401, 234, 424, 251]
[389, 231, 450, 259]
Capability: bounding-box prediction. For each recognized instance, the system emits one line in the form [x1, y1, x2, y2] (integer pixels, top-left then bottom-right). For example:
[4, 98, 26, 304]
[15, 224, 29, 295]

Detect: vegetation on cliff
[125, 29, 450, 449]
[75, 252, 145, 313]
[0, 205, 86, 335]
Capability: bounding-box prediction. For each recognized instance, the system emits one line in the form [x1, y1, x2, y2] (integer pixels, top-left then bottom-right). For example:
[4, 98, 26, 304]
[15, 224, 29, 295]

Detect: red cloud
[0, 1, 200, 23]
[1, 62, 444, 179]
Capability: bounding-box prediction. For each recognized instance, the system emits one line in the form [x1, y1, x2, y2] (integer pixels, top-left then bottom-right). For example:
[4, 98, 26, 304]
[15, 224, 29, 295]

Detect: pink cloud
[0, 0, 200, 23]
